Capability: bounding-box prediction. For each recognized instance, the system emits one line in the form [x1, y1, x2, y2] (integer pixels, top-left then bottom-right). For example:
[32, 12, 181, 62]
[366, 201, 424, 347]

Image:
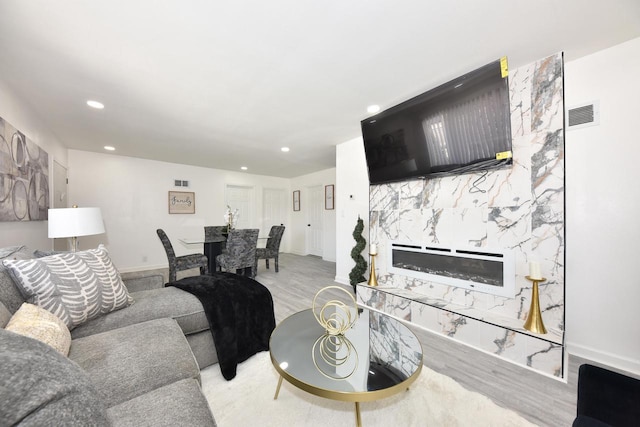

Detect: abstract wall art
[0, 116, 49, 221]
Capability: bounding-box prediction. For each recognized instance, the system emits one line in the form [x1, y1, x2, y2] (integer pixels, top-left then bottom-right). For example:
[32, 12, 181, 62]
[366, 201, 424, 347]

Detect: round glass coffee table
[270, 308, 423, 426]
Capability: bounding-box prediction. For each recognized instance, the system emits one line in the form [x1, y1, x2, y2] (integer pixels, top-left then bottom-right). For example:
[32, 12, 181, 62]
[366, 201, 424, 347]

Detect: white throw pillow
[5, 302, 72, 355]
[2, 245, 133, 330]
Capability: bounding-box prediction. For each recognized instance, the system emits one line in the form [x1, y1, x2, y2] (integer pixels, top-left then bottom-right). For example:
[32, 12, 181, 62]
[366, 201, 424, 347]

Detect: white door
[225, 185, 253, 229]
[262, 188, 287, 233]
[52, 161, 68, 251]
[306, 185, 323, 256]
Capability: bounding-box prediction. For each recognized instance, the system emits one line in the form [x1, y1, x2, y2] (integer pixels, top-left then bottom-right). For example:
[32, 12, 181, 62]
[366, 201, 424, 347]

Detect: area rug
[201, 351, 538, 427]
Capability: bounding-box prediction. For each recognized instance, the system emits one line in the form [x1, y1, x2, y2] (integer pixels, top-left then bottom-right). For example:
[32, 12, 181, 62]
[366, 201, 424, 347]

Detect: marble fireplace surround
[357, 53, 566, 378]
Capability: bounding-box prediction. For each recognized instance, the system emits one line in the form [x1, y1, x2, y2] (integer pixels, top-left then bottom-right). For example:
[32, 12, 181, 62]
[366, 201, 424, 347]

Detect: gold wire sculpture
[312, 333, 359, 380]
[312, 286, 358, 336]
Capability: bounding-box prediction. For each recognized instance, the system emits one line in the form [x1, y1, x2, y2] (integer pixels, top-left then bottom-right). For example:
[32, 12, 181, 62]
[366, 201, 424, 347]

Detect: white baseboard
[567, 342, 640, 376]
[334, 276, 349, 286]
[118, 264, 166, 274]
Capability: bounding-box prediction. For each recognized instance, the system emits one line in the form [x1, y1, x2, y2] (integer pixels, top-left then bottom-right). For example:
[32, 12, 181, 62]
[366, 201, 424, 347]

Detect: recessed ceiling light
[87, 100, 104, 109]
[281, 147, 290, 152]
[367, 105, 380, 114]
[241, 166, 248, 171]
[104, 146, 115, 151]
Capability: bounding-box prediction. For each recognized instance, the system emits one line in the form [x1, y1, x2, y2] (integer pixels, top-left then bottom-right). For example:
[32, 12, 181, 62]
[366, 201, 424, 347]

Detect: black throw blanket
[167, 272, 275, 380]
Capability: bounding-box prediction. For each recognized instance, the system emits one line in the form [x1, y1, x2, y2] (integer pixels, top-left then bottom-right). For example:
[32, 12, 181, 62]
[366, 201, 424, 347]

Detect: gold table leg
[274, 376, 283, 400]
[355, 402, 362, 427]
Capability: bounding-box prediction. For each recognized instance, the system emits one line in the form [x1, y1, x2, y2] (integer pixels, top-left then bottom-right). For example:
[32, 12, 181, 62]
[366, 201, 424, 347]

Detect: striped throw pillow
[2, 245, 133, 330]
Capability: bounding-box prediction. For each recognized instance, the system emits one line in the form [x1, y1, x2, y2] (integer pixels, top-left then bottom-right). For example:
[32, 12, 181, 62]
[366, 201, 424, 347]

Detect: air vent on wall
[174, 180, 189, 187]
[567, 101, 599, 130]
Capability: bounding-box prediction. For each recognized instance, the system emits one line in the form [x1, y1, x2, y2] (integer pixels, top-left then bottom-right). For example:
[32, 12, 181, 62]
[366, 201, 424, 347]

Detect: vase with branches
[223, 205, 239, 232]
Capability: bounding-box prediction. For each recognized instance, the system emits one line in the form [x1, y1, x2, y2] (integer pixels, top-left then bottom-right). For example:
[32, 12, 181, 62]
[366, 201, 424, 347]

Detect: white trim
[567, 342, 640, 376]
[334, 275, 349, 286]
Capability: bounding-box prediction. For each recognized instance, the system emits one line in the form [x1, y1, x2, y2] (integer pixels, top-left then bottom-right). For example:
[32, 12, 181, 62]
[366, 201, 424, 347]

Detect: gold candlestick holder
[523, 276, 547, 334]
[367, 253, 378, 286]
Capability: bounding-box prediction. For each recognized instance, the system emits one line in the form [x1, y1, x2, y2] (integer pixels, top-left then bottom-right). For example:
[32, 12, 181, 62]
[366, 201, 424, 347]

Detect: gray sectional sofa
[0, 246, 218, 426]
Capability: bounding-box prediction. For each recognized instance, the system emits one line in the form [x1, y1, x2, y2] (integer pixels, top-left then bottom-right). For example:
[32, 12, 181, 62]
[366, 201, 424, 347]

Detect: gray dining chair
[204, 225, 228, 240]
[256, 225, 285, 272]
[216, 229, 260, 278]
[156, 229, 208, 282]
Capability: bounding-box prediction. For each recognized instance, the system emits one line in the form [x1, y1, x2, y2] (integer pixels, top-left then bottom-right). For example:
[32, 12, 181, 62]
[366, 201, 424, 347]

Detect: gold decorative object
[523, 276, 547, 334]
[312, 286, 358, 335]
[312, 333, 358, 380]
[368, 244, 378, 287]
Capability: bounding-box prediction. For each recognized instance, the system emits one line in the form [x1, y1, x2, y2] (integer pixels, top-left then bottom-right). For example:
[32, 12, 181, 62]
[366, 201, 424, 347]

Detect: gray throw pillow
[2, 245, 133, 330]
[0, 245, 35, 314]
[0, 328, 110, 426]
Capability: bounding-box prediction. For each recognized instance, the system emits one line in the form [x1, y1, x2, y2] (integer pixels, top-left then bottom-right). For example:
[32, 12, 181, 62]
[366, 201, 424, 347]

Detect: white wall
[564, 37, 640, 374]
[0, 78, 68, 250]
[335, 137, 370, 284]
[288, 168, 337, 262]
[67, 149, 291, 272]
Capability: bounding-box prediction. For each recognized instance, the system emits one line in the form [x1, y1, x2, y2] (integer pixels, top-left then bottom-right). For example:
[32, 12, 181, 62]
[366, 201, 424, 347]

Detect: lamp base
[70, 236, 79, 252]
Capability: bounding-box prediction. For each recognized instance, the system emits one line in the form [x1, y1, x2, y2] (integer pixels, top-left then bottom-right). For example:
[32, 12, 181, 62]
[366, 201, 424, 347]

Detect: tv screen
[362, 59, 512, 185]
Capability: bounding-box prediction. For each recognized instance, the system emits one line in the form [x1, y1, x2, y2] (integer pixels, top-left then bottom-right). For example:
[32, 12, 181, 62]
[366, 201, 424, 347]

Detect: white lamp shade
[48, 207, 106, 238]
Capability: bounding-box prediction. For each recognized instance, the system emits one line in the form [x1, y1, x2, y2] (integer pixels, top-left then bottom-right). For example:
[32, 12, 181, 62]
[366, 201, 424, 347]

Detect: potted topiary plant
[348, 216, 367, 293]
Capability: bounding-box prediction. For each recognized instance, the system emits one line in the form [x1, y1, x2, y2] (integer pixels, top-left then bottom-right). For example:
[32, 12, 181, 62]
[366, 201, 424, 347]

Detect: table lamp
[48, 206, 106, 252]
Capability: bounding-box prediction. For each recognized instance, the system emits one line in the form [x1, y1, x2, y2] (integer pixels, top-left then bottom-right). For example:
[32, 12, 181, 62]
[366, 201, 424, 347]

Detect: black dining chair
[256, 225, 285, 272]
[216, 229, 260, 278]
[156, 229, 208, 282]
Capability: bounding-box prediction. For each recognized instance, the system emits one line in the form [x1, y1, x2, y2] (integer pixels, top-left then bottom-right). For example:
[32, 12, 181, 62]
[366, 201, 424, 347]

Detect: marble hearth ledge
[357, 285, 563, 345]
[357, 284, 565, 378]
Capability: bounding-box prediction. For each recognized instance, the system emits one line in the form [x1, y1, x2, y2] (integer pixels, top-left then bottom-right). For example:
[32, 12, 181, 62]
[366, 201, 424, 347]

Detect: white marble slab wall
[367, 53, 565, 377]
[368, 309, 422, 378]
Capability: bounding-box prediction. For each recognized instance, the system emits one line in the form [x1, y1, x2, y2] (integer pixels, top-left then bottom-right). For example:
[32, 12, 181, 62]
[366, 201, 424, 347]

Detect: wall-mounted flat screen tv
[362, 58, 512, 185]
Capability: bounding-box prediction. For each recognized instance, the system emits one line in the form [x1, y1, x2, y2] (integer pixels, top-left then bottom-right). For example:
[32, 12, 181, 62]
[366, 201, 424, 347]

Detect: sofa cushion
[108, 378, 217, 427]
[0, 301, 11, 328]
[2, 245, 133, 330]
[68, 317, 201, 407]
[0, 328, 110, 426]
[5, 302, 71, 355]
[71, 286, 208, 338]
[0, 245, 33, 314]
[120, 270, 165, 293]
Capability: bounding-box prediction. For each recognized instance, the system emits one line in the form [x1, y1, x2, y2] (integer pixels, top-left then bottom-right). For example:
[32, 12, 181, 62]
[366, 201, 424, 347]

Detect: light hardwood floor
[254, 253, 580, 427]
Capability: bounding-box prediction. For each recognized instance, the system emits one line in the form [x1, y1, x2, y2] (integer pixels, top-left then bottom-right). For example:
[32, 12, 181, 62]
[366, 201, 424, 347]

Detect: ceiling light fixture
[87, 100, 105, 109]
[367, 105, 380, 114]
[104, 146, 115, 151]
[241, 166, 248, 171]
[281, 147, 290, 152]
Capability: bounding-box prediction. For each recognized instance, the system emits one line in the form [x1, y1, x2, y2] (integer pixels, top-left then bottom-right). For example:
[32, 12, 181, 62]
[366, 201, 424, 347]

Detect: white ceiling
[1, 1, 639, 178]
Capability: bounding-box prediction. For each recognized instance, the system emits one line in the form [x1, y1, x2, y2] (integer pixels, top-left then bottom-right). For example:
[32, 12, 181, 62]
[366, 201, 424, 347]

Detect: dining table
[179, 236, 227, 274]
[180, 233, 269, 275]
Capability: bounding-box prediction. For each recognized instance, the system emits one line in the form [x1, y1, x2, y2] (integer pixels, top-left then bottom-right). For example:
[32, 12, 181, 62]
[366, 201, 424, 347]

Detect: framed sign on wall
[293, 190, 300, 211]
[168, 191, 195, 214]
[325, 184, 334, 210]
